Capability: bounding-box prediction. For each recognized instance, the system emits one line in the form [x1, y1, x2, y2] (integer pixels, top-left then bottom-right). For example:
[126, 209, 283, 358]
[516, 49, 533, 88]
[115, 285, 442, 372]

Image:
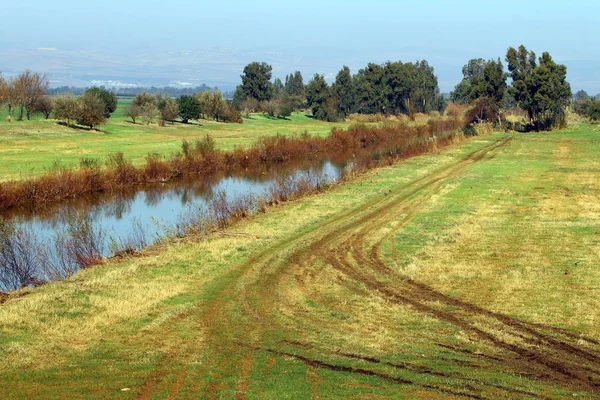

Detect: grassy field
[1, 124, 600, 398]
[0, 100, 349, 181]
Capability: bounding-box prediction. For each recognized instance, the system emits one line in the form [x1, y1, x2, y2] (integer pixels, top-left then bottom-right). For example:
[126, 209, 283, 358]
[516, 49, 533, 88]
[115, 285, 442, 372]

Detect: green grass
[1, 124, 600, 398]
[0, 100, 349, 180]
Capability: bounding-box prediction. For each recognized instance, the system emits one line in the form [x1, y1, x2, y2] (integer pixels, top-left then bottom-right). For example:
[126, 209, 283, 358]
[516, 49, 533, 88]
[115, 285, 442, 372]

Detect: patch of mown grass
[0, 100, 349, 180]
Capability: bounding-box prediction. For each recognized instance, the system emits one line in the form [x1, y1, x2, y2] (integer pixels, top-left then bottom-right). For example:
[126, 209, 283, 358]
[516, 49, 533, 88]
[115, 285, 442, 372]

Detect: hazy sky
[1, 0, 599, 92]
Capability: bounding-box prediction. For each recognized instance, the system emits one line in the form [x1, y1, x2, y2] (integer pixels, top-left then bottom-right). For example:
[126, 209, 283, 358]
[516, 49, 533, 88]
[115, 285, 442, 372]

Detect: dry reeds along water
[0, 116, 464, 290]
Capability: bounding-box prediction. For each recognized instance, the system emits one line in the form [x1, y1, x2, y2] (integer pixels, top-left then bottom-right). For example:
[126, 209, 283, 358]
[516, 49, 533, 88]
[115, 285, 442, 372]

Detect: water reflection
[1, 160, 342, 262]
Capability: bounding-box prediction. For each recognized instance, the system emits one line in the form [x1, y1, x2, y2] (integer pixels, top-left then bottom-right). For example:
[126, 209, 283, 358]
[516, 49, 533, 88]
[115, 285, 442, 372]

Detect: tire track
[138, 136, 599, 398]
[295, 136, 600, 395]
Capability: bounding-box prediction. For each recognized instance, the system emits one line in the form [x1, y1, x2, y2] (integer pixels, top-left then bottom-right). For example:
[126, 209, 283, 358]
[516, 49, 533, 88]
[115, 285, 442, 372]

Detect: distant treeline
[47, 84, 234, 99]
[2, 44, 597, 131]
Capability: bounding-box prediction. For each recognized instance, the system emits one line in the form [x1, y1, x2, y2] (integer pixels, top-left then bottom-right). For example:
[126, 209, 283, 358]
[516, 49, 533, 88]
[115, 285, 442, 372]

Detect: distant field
[0, 100, 349, 181]
[1, 125, 599, 398]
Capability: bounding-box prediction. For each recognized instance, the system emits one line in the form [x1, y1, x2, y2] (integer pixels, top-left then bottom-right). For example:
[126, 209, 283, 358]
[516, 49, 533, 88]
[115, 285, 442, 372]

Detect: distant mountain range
[1, 47, 598, 94]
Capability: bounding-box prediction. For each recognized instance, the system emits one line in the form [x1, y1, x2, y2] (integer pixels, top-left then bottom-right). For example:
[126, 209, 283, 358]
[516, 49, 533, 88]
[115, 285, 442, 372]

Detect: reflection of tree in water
[144, 188, 164, 208]
[101, 192, 136, 220]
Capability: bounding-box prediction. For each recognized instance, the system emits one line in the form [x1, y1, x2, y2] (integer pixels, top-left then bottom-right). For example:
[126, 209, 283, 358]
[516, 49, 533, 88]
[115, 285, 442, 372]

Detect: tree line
[1, 45, 593, 131]
[232, 60, 445, 122]
[0, 71, 243, 129]
[47, 84, 229, 98]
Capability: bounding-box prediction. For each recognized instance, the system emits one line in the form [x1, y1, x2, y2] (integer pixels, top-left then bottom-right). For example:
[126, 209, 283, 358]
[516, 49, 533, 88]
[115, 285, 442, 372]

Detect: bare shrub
[107, 152, 138, 184]
[54, 213, 105, 270]
[108, 217, 149, 256]
[0, 217, 44, 290]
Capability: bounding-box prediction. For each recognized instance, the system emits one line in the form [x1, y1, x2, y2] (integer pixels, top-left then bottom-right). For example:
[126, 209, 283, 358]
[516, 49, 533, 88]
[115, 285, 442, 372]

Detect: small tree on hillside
[84, 87, 117, 118]
[53, 93, 80, 126]
[176, 95, 201, 123]
[32, 96, 53, 119]
[158, 97, 179, 124]
[124, 103, 142, 123]
[0, 76, 6, 107]
[132, 92, 158, 108]
[3, 78, 19, 119]
[77, 92, 106, 129]
[140, 104, 156, 125]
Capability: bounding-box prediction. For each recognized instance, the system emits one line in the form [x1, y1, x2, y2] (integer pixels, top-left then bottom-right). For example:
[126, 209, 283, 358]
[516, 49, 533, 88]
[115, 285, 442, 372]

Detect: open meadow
[1, 124, 599, 398]
[0, 100, 350, 181]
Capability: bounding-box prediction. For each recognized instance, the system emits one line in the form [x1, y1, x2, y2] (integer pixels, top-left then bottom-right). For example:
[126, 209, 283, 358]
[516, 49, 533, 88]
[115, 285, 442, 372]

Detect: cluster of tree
[231, 62, 305, 119]
[572, 90, 600, 121]
[0, 72, 118, 129]
[124, 90, 242, 125]
[53, 87, 118, 129]
[48, 84, 219, 98]
[305, 61, 445, 122]
[232, 61, 444, 122]
[451, 45, 572, 131]
[450, 58, 506, 124]
[0, 71, 49, 121]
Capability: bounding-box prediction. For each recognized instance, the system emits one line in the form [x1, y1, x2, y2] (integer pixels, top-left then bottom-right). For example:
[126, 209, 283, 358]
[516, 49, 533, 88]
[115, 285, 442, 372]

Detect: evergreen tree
[176, 95, 201, 123]
[332, 66, 355, 117]
[240, 62, 274, 102]
[506, 46, 571, 130]
[306, 74, 337, 121]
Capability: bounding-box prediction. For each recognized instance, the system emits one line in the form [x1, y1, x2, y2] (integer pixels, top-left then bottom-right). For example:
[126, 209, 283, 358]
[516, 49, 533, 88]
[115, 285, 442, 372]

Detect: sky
[1, 0, 599, 92]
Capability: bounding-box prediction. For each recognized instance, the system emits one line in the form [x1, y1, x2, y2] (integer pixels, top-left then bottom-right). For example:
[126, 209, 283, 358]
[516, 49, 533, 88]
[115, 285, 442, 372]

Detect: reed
[0, 116, 463, 211]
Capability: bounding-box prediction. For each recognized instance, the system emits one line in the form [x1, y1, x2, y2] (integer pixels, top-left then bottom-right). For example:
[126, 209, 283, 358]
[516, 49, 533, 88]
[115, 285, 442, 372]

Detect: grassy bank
[0, 101, 350, 181]
[0, 117, 460, 209]
[1, 124, 599, 398]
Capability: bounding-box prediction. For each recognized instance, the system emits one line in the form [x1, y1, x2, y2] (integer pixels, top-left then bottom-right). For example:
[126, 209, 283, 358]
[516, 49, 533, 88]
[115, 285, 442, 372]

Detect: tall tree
[273, 78, 284, 99]
[506, 45, 572, 130]
[284, 71, 305, 97]
[306, 74, 337, 121]
[354, 63, 386, 114]
[450, 59, 486, 104]
[240, 62, 274, 102]
[232, 85, 245, 111]
[332, 66, 355, 117]
[452, 58, 507, 123]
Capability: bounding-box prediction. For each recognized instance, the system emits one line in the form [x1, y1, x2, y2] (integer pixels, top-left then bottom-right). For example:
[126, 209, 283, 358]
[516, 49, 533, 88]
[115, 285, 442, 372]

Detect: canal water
[0, 160, 344, 289]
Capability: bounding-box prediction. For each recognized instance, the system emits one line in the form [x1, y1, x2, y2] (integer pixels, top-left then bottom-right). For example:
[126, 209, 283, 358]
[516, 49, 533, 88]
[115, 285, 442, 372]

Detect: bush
[84, 87, 117, 118]
[588, 99, 600, 122]
[77, 92, 106, 129]
[221, 102, 243, 123]
[464, 97, 499, 125]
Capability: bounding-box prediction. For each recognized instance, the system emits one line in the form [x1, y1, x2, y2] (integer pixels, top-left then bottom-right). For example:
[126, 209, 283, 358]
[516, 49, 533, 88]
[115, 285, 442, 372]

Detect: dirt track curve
[136, 137, 600, 399]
